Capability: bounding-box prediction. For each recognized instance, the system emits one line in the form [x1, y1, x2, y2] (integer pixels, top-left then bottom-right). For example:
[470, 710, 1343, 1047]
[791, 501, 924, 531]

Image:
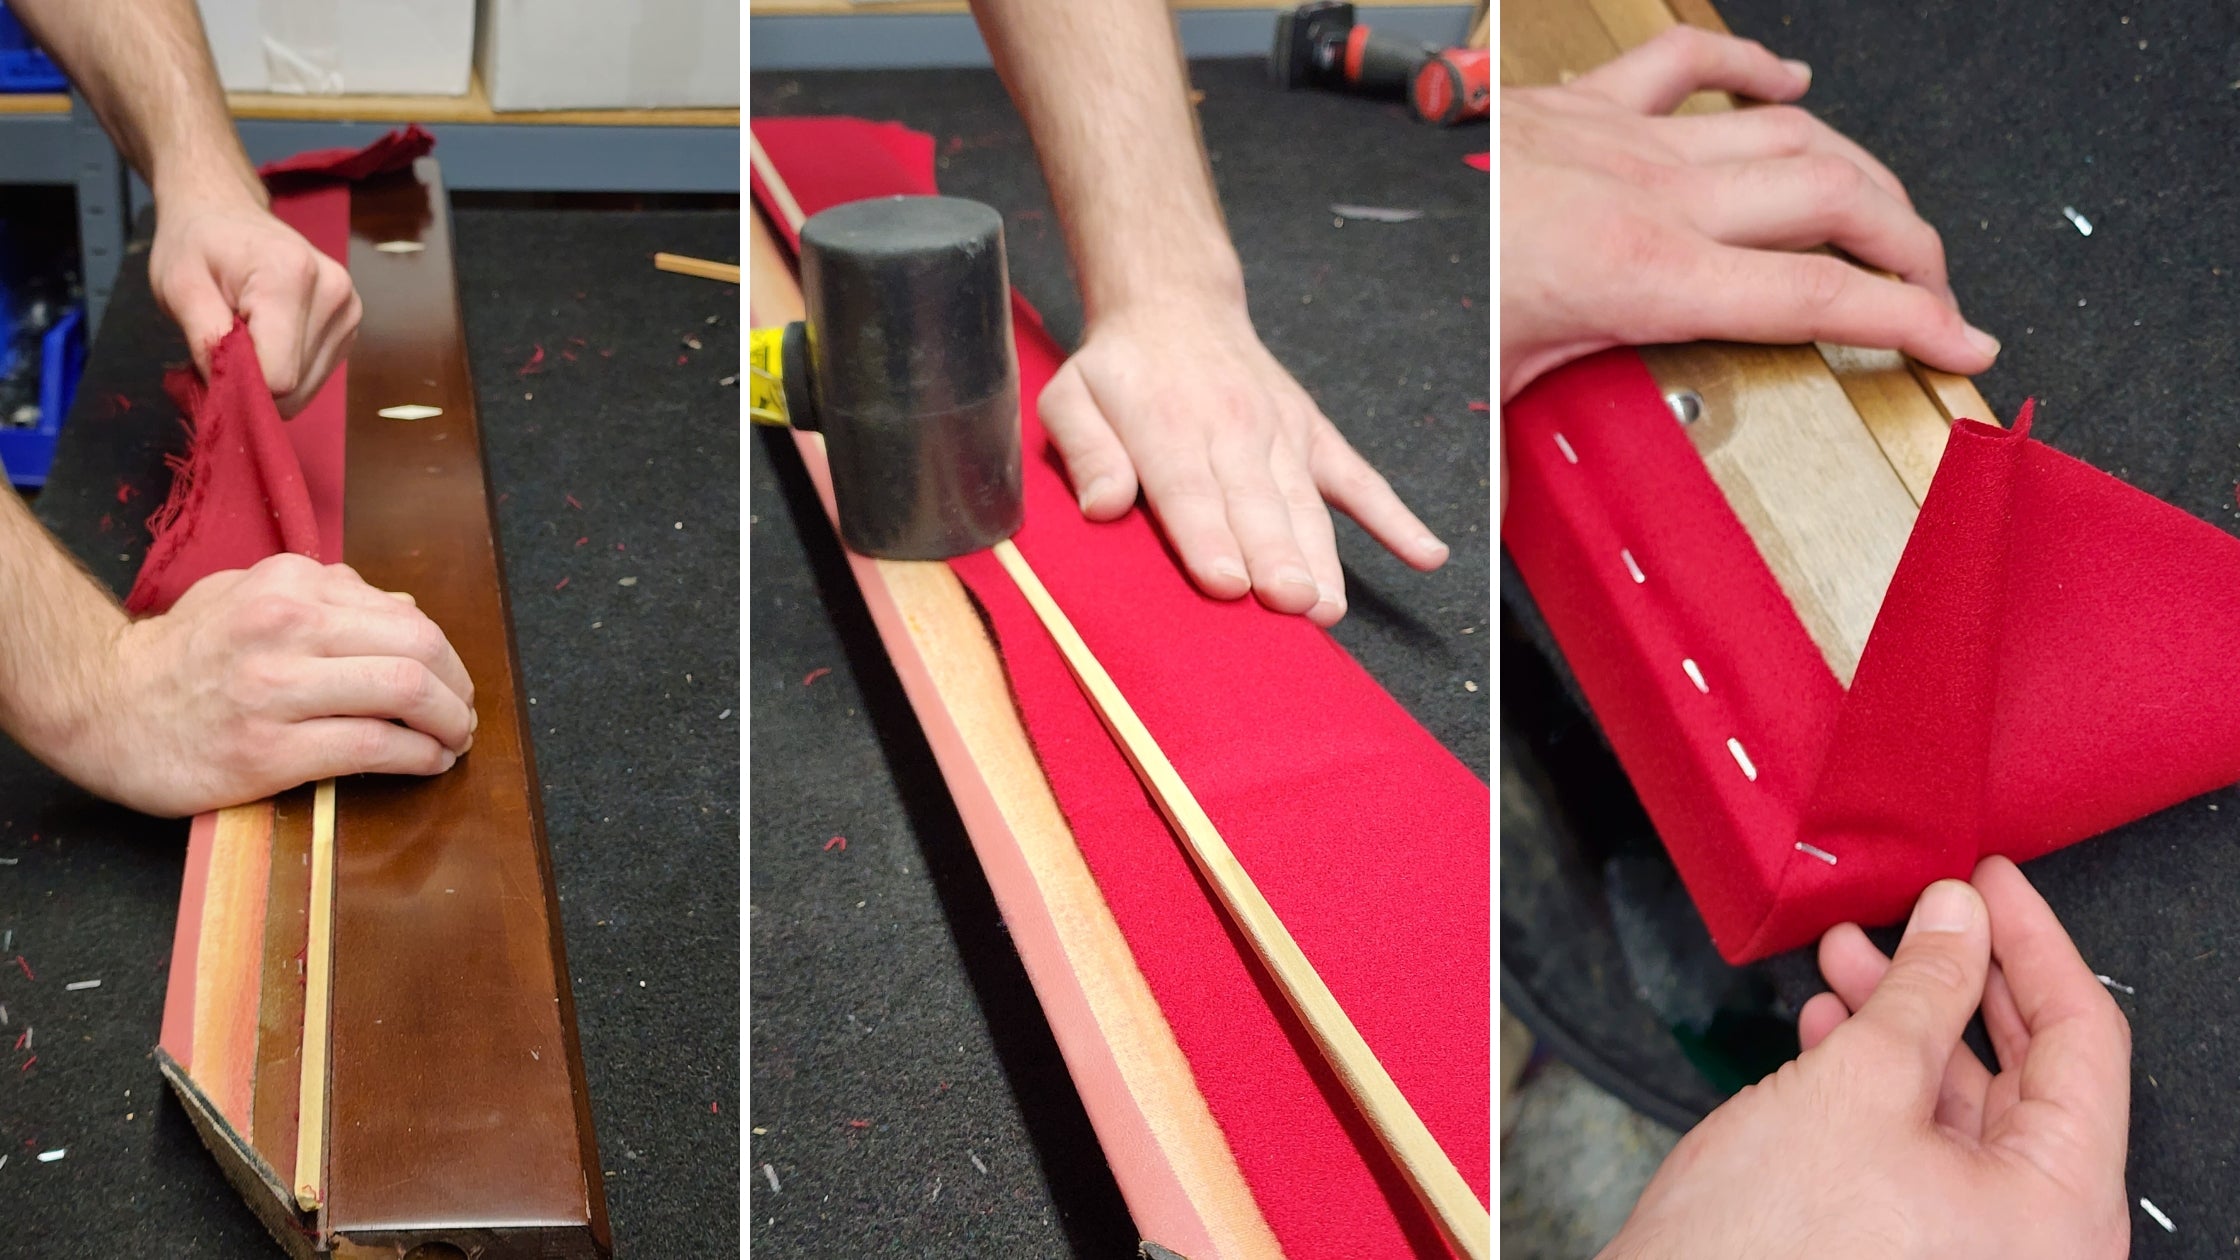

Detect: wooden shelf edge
[0, 92, 68, 116]
[226, 71, 736, 128]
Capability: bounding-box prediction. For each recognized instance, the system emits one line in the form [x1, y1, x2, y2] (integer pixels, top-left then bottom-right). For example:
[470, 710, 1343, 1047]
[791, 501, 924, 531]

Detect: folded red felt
[124, 128, 431, 615]
[755, 118, 1491, 1258]
[256, 124, 433, 188]
[1504, 349, 2240, 963]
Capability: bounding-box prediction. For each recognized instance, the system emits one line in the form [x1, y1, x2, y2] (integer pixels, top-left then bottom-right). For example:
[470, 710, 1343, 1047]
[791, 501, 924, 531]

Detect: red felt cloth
[1463, 152, 1490, 172]
[256, 124, 434, 189]
[755, 118, 1491, 1258]
[123, 130, 426, 615]
[1504, 349, 2240, 962]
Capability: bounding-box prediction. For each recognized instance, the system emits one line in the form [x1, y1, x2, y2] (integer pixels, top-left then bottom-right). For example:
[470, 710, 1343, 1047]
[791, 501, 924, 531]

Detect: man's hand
[1043, 300, 1449, 626]
[41, 554, 474, 818]
[150, 188, 361, 418]
[1502, 25, 2000, 401]
[1602, 857, 2132, 1260]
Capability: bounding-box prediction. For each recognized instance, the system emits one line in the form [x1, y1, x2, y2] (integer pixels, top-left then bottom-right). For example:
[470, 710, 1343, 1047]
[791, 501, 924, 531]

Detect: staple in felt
[755, 117, 1491, 1259]
[123, 130, 428, 615]
[1503, 348, 2240, 963]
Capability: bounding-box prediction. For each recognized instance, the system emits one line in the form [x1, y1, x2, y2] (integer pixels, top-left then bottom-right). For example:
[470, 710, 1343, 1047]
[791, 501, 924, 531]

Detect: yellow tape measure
[749, 326, 789, 427]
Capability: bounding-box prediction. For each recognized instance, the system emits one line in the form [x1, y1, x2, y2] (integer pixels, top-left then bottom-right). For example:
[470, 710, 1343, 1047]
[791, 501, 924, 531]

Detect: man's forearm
[9, 0, 262, 211]
[969, 0, 1245, 320]
[0, 489, 126, 767]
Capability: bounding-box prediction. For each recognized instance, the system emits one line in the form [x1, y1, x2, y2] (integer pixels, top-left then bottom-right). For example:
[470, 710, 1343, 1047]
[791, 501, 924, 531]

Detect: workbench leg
[70, 91, 128, 336]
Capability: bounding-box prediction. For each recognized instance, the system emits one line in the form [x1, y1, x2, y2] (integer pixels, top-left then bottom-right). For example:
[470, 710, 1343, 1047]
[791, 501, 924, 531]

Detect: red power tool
[1269, 2, 1490, 126]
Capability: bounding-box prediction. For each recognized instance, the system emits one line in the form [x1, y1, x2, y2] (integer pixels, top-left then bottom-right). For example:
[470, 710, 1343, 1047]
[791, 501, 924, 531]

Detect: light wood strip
[655, 252, 742, 284]
[291, 778, 336, 1212]
[189, 801, 276, 1136]
[1501, 0, 1625, 87]
[1636, 342, 1915, 683]
[225, 71, 736, 127]
[995, 539, 1490, 1260]
[1817, 344, 1954, 503]
[1911, 363, 1998, 426]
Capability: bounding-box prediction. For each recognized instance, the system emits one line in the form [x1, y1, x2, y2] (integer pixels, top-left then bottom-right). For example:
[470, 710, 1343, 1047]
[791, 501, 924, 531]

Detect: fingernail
[1078, 477, 1113, 512]
[1419, 536, 1449, 560]
[1909, 880, 1978, 935]
[1276, 567, 1316, 592]
[1783, 58, 1813, 85]
[440, 751, 458, 771]
[1966, 325, 2001, 359]
[1210, 558, 1247, 585]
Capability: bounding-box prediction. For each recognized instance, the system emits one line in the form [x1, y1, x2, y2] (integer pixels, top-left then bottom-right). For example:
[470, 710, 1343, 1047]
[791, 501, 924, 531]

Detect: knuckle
[238, 590, 313, 639]
[383, 659, 433, 708]
[347, 722, 395, 767]
[1762, 105, 1818, 152]
[404, 616, 447, 665]
[1896, 947, 1973, 1000]
[1803, 154, 1866, 207]
[1789, 257, 1854, 317]
[1651, 23, 1707, 59]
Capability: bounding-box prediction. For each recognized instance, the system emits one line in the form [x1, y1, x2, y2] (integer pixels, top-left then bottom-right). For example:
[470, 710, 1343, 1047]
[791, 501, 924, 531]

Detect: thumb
[1846, 879, 1991, 1102]
[1037, 361, 1139, 520]
[160, 265, 239, 382]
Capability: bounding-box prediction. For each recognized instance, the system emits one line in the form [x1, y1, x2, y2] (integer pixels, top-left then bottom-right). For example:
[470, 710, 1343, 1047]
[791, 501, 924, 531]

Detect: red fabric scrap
[802, 667, 832, 687]
[123, 327, 322, 614]
[755, 118, 1490, 1259]
[257, 124, 433, 188]
[1462, 152, 1489, 172]
[1504, 350, 2240, 962]
[822, 835, 846, 852]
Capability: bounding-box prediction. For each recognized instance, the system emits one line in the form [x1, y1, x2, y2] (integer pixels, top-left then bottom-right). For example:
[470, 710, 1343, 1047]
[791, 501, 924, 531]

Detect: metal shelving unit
[0, 81, 739, 331]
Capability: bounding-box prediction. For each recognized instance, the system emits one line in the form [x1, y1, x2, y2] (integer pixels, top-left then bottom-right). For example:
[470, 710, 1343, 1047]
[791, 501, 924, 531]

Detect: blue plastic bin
[0, 5, 64, 92]
[0, 305, 85, 488]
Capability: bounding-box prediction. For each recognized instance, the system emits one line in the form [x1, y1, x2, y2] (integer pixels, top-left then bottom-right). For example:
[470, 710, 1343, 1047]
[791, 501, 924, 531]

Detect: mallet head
[791, 195, 1023, 561]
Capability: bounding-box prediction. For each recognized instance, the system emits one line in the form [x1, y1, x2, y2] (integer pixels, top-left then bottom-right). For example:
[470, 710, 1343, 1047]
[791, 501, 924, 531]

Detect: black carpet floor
[0, 201, 739, 1256]
[1503, 5, 2240, 1256]
[749, 58, 1489, 1256]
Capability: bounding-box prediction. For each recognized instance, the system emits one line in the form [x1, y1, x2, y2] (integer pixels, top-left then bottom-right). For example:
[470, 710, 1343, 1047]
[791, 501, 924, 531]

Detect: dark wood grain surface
[324, 161, 607, 1254]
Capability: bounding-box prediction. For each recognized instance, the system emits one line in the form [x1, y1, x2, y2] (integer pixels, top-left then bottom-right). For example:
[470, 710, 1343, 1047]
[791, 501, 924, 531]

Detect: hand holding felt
[1042, 299, 1448, 626]
[1499, 24, 1995, 402]
[109, 128, 471, 812]
[47, 552, 472, 818]
[1604, 859, 2132, 1260]
[151, 190, 361, 418]
[129, 125, 432, 616]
